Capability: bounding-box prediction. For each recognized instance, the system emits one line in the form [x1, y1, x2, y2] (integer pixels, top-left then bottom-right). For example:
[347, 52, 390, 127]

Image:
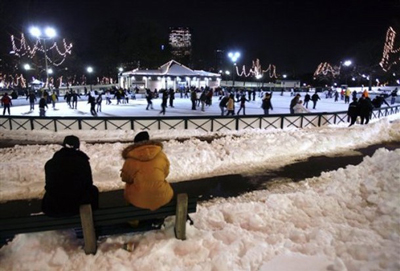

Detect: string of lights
[379, 26, 399, 72]
[235, 59, 277, 78]
[10, 33, 73, 66]
[313, 62, 340, 78]
[0, 74, 27, 89]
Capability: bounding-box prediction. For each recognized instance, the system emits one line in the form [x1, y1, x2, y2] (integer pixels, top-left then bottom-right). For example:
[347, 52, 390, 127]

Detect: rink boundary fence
[0, 106, 398, 132]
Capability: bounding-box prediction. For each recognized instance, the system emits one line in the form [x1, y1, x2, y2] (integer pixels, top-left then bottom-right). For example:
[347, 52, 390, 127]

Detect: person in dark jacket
[261, 92, 273, 115]
[358, 95, 373, 125]
[146, 89, 154, 110]
[42, 135, 99, 217]
[289, 94, 300, 114]
[390, 88, 397, 105]
[218, 94, 228, 116]
[26, 91, 37, 111]
[236, 94, 250, 115]
[64, 90, 72, 108]
[168, 88, 175, 107]
[190, 88, 197, 110]
[311, 92, 321, 109]
[96, 93, 103, 112]
[304, 93, 311, 108]
[39, 96, 48, 117]
[71, 90, 81, 109]
[88, 94, 97, 116]
[347, 98, 359, 126]
[159, 89, 168, 115]
[372, 95, 390, 108]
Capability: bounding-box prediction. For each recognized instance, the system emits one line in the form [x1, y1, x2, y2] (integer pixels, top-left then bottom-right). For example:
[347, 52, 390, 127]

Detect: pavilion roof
[121, 60, 220, 77]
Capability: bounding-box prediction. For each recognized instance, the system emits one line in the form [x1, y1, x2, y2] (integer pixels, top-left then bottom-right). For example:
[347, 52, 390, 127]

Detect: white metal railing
[0, 106, 398, 132]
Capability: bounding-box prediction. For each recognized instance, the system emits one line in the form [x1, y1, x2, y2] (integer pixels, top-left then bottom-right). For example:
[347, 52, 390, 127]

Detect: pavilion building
[119, 60, 221, 91]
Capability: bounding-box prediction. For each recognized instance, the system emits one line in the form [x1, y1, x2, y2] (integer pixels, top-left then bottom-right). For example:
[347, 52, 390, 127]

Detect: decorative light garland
[313, 62, 340, 78]
[11, 33, 73, 66]
[380, 26, 400, 72]
[0, 73, 27, 89]
[235, 59, 277, 78]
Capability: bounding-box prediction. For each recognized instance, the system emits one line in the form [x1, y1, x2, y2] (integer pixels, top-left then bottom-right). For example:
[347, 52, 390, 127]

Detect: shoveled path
[0, 141, 399, 218]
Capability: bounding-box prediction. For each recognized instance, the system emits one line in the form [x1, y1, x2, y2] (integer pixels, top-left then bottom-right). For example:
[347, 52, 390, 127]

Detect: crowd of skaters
[0, 85, 398, 120]
[346, 88, 397, 126]
[287, 86, 398, 126]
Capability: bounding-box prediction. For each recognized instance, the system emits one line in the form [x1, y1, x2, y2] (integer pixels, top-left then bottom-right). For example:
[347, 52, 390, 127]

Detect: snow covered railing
[0, 106, 398, 132]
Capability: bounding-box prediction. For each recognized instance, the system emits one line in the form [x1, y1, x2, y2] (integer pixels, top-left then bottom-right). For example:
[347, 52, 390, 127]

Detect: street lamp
[339, 59, 352, 86]
[87, 66, 93, 91]
[256, 74, 263, 88]
[228, 51, 240, 87]
[343, 60, 352, 67]
[225, 70, 230, 86]
[29, 26, 56, 87]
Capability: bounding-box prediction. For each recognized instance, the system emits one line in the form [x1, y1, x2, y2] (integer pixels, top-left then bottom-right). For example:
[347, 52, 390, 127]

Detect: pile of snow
[0, 117, 399, 202]
[0, 145, 399, 270]
[0, 115, 399, 270]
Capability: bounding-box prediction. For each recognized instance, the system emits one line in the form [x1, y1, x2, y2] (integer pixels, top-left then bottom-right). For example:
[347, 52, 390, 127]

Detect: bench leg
[79, 204, 97, 255]
[175, 193, 188, 240]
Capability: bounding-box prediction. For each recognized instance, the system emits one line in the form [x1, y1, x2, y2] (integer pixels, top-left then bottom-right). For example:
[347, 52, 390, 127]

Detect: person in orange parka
[120, 131, 174, 211]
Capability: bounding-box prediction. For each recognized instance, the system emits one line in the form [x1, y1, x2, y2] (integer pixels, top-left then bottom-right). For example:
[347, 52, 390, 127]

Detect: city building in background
[169, 27, 192, 66]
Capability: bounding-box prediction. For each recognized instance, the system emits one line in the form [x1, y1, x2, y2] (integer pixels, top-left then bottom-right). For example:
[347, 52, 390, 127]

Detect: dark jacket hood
[53, 148, 90, 160]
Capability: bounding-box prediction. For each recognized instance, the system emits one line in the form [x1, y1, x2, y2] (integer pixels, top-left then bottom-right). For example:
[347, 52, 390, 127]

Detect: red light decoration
[313, 62, 340, 78]
[235, 59, 277, 78]
[380, 27, 400, 72]
[11, 33, 73, 66]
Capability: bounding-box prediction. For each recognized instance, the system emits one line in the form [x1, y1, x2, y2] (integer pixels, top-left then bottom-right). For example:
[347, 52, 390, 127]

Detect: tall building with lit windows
[169, 27, 192, 66]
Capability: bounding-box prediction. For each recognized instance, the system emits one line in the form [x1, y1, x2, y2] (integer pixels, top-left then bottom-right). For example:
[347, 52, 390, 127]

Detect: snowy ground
[0, 92, 399, 271]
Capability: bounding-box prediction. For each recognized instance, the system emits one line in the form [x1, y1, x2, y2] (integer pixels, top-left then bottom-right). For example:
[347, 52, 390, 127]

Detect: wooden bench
[0, 193, 197, 255]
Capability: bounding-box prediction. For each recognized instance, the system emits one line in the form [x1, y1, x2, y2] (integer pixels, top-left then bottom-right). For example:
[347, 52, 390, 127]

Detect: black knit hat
[134, 131, 150, 143]
[63, 135, 80, 149]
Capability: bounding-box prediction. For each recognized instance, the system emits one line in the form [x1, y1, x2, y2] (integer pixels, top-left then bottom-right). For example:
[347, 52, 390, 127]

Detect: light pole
[225, 70, 230, 86]
[23, 64, 31, 92]
[29, 26, 56, 88]
[228, 51, 240, 87]
[339, 60, 352, 86]
[256, 74, 263, 88]
[87, 66, 93, 91]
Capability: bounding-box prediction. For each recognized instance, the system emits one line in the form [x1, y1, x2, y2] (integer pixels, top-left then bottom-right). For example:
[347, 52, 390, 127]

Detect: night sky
[1, 0, 399, 74]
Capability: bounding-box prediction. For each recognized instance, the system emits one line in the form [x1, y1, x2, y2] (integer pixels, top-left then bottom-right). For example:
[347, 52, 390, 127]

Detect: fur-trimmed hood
[122, 140, 164, 161]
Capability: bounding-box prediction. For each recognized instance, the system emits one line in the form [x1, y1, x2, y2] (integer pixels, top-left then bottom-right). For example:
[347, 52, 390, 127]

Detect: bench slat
[1, 194, 198, 251]
[0, 201, 196, 230]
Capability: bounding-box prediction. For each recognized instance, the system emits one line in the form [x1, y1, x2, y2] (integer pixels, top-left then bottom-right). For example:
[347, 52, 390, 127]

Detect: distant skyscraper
[169, 27, 192, 65]
[215, 49, 224, 72]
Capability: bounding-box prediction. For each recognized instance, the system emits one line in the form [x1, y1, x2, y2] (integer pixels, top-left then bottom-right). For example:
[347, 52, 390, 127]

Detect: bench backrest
[0, 196, 197, 245]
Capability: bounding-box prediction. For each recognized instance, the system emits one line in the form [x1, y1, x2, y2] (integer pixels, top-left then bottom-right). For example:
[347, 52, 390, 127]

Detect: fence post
[235, 116, 239, 131]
